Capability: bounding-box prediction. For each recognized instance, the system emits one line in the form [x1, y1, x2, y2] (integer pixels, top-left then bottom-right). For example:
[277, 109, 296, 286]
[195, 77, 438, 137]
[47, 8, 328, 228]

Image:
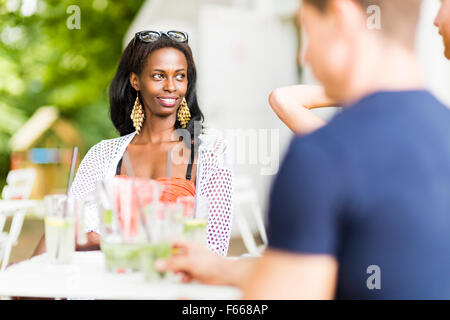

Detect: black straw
[67, 146, 78, 195]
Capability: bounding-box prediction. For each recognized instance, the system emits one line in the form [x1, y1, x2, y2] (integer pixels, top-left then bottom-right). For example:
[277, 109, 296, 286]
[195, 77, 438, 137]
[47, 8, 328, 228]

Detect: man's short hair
[304, 0, 423, 49]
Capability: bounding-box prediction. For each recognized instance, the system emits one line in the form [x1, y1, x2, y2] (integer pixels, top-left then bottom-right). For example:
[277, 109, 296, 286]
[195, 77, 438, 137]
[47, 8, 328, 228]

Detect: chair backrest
[0, 168, 36, 271]
[1, 168, 36, 200]
[0, 168, 36, 233]
[233, 175, 268, 257]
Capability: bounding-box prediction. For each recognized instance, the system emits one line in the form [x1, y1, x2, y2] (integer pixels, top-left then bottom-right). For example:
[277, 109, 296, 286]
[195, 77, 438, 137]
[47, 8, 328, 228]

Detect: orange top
[112, 175, 196, 238]
[156, 177, 196, 203]
[114, 175, 195, 203]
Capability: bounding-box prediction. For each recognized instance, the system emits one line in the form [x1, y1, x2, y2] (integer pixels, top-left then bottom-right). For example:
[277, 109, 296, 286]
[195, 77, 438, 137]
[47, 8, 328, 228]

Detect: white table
[0, 251, 242, 300]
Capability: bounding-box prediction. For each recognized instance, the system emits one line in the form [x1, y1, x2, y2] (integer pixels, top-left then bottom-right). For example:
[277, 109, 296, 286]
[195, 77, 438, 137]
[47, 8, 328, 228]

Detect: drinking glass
[182, 195, 209, 244]
[98, 178, 168, 274]
[44, 194, 75, 264]
[140, 202, 183, 282]
[97, 179, 138, 273]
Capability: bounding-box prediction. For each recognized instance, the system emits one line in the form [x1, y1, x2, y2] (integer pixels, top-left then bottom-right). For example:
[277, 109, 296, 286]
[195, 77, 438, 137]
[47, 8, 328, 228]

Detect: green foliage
[0, 0, 144, 186]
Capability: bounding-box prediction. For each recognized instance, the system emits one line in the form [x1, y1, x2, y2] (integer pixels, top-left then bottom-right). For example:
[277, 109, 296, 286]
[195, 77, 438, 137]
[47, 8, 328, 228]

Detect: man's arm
[269, 85, 334, 135]
[155, 241, 255, 286]
[156, 242, 338, 299]
[243, 249, 338, 299]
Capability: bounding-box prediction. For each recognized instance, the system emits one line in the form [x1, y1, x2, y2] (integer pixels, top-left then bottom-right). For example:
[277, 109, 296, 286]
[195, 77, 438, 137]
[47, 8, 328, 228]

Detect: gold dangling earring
[130, 94, 144, 134]
[177, 97, 191, 129]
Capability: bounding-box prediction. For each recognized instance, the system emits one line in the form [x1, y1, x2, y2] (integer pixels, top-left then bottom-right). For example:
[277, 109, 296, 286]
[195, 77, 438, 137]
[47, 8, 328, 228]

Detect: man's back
[268, 90, 450, 299]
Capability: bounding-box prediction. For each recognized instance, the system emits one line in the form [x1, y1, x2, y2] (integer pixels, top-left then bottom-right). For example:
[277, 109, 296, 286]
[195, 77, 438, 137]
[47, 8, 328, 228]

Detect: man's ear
[130, 72, 140, 91]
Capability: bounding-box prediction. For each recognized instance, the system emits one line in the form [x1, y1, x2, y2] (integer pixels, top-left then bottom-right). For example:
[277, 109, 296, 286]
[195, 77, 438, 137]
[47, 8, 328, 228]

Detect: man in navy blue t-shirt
[252, 0, 450, 299]
[267, 90, 450, 299]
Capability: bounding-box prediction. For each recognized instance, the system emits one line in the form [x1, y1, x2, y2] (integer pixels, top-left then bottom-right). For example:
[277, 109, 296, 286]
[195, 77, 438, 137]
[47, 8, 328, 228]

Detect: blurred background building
[9, 106, 83, 199]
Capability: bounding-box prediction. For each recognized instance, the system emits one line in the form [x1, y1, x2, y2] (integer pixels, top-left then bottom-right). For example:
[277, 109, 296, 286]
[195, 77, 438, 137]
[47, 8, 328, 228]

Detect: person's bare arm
[32, 234, 46, 257]
[157, 242, 338, 299]
[269, 85, 336, 135]
[155, 241, 255, 287]
[242, 248, 338, 300]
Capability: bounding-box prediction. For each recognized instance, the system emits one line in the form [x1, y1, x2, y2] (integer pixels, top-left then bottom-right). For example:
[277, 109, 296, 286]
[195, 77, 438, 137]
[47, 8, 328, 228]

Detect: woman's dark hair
[109, 34, 204, 144]
[304, 0, 328, 11]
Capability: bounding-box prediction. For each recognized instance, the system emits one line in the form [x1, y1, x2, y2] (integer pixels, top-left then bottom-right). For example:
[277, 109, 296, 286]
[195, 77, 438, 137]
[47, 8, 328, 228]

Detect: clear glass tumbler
[44, 194, 75, 264]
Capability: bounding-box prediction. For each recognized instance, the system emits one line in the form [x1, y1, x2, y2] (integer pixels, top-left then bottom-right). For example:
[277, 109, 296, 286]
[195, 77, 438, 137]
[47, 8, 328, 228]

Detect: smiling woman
[33, 31, 234, 258]
[109, 30, 203, 140]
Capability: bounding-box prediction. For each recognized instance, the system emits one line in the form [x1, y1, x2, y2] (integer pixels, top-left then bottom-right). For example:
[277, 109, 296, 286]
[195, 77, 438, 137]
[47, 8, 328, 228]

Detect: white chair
[0, 168, 36, 271]
[232, 175, 268, 257]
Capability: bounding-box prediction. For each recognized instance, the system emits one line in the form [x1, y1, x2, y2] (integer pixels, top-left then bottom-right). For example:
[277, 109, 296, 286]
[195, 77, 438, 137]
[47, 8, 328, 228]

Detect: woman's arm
[31, 231, 101, 258]
[197, 135, 233, 257]
[32, 234, 46, 257]
[269, 85, 336, 135]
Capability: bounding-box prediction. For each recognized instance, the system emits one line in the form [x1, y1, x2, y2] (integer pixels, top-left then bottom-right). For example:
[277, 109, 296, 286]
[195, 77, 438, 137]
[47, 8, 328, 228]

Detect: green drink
[101, 240, 173, 280]
[139, 242, 173, 282]
[183, 218, 208, 244]
[101, 241, 145, 273]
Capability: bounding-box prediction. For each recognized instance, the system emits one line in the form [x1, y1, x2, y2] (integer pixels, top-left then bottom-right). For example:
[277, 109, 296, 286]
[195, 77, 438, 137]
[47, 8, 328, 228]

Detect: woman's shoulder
[100, 132, 135, 146]
[90, 132, 135, 149]
[84, 132, 135, 161]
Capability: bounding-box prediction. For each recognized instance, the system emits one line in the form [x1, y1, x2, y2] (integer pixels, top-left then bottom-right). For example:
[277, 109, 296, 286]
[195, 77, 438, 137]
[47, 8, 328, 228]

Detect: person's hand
[155, 241, 228, 285]
[76, 231, 101, 251]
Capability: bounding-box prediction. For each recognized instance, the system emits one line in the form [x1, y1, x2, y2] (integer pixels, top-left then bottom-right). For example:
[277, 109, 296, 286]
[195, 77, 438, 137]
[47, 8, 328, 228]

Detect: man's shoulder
[340, 90, 450, 123]
[303, 90, 450, 147]
[286, 129, 344, 176]
[290, 116, 349, 157]
[289, 90, 450, 175]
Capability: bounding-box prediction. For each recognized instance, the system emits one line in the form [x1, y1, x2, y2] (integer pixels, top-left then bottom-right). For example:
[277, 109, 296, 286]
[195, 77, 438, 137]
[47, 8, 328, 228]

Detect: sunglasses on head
[134, 30, 189, 45]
